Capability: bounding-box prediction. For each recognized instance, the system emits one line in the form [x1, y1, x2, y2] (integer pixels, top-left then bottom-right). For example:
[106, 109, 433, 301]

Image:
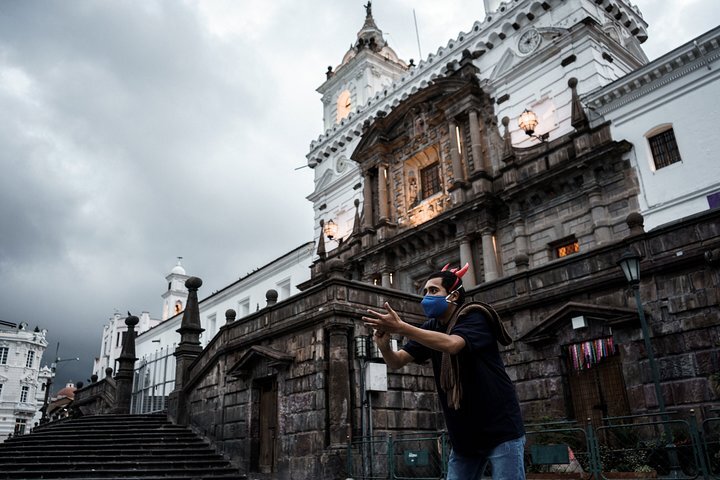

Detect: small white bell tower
[161, 257, 189, 320]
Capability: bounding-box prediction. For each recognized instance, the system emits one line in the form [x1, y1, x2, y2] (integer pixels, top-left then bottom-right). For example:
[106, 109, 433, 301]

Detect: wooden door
[567, 354, 630, 425]
[258, 378, 278, 473]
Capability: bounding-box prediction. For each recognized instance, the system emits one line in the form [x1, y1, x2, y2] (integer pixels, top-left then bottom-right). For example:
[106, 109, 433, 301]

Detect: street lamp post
[40, 356, 79, 423]
[617, 250, 666, 415]
[617, 249, 682, 477]
[354, 335, 370, 480]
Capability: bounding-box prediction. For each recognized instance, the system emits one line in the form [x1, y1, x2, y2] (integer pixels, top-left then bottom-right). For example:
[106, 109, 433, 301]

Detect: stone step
[0, 452, 225, 463]
[0, 442, 210, 452]
[18, 477, 245, 480]
[0, 414, 241, 479]
[0, 459, 232, 472]
[33, 423, 183, 431]
[7, 431, 202, 440]
[0, 468, 241, 479]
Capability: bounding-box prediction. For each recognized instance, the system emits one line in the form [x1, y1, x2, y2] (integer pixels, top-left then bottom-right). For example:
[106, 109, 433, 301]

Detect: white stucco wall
[586, 26, 720, 230]
[306, 0, 649, 256]
[134, 242, 315, 375]
[0, 323, 48, 440]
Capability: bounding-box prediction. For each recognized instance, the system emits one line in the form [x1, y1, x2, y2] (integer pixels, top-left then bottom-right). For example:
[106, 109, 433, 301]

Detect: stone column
[481, 230, 499, 282]
[381, 271, 392, 288]
[513, 219, 528, 257]
[448, 120, 464, 183]
[468, 110, 485, 174]
[112, 315, 139, 414]
[589, 188, 611, 244]
[326, 324, 352, 447]
[363, 172, 373, 229]
[169, 277, 204, 425]
[377, 165, 389, 221]
[458, 237, 477, 288]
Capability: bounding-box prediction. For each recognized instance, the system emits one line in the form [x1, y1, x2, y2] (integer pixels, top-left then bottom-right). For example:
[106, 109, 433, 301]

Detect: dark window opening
[420, 162, 441, 199]
[648, 128, 682, 169]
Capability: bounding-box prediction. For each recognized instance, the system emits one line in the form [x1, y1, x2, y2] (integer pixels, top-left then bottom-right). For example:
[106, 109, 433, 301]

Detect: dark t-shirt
[402, 309, 524, 456]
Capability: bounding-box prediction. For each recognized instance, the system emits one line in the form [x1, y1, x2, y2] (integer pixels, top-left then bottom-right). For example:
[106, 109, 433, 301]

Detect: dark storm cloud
[0, 0, 715, 387]
[0, 0, 314, 385]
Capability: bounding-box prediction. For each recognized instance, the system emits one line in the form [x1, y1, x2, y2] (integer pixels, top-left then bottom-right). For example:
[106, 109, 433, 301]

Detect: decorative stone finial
[105, 367, 113, 378]
[626, 212, 645, 236]
[569, 77, 589, 131]
[266, 289, 278, 307]
[351, 199, 361, 237]
[225, 309, 237, 324]
[125, 315, 139, 328]
[76, 381, 84, 389]
[185, 277, 202, 290]
[317, 219, 327, 259]
[90, 374, 98, 383]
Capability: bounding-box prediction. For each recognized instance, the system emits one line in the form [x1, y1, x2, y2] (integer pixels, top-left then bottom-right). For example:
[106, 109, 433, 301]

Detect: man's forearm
[399, 323, 464, 354]
[378, 345, 407, 370]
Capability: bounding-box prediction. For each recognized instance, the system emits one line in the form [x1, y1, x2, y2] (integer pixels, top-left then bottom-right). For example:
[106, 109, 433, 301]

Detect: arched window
[645, 124, 682, 171]
[174, 301, 183, 314]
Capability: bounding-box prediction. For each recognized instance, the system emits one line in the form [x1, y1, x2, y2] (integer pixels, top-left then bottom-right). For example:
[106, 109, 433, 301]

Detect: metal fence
[130, 347, 175, 414]
[347, 412, 720, 479]
[347, 432, 449, 480]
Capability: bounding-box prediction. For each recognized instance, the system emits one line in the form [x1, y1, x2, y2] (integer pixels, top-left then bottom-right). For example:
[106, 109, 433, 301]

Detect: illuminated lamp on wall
[323, 219, 338, 240]
[518, 109, 549, 143]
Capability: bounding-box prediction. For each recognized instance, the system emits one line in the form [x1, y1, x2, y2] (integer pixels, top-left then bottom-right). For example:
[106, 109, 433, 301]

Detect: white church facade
[305, 0, 719, 266]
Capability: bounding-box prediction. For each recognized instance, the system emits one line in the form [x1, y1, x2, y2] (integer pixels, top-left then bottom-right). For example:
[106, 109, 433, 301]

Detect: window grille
[420, 163, 441, 199]
[648, 128, 682, 169]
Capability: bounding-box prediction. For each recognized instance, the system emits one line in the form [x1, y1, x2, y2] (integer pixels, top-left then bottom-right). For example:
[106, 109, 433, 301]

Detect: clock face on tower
[336, 89, 352, 123]
[518, 28, 541, 55]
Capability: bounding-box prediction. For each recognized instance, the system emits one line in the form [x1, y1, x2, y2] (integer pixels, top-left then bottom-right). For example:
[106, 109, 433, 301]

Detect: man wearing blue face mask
[362, 264, 525, 479]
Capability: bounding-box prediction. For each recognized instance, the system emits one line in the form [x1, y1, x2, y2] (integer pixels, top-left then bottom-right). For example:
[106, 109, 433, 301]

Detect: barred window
[648, 128, 682, 170]
[0, 347, 8, 365]
[420, 162, 441, 199]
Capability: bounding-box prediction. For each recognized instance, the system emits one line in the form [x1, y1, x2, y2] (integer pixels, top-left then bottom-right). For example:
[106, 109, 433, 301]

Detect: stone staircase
[0, 413, 244, 479]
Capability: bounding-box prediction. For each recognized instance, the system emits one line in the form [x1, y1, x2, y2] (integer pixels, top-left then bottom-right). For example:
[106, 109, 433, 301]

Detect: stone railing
[73, 368, 116, 416]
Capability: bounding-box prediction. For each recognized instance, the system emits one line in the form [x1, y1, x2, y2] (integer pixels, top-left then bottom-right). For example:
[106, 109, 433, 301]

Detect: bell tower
[161, 258, 189, 320]
[318, 1, 409, 132]
[308, 2, 410, 256]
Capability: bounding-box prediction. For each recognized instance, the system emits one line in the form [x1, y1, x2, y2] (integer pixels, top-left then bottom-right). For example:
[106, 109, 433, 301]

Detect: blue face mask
[421, 295, 449, 319]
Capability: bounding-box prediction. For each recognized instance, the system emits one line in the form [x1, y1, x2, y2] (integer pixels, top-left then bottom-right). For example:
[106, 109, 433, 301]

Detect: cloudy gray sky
[0, 0, 718, 389]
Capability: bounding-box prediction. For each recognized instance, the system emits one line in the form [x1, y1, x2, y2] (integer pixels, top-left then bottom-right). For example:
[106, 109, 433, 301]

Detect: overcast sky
[0, 1, 717, 390]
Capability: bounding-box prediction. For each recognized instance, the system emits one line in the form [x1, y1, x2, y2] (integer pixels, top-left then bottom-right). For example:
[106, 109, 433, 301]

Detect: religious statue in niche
[413, 115, 426, 140]
[407, 170, 419, 207]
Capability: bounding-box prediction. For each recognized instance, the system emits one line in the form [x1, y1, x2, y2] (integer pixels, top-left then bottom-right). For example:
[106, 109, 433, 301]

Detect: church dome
[170, 258, 186, 275]
[336, 2, 407, 72]
[56, 385, 76, 399]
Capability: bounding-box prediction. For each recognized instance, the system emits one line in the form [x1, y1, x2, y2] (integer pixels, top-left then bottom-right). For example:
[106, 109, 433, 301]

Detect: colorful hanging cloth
[566, 337, 617, 371]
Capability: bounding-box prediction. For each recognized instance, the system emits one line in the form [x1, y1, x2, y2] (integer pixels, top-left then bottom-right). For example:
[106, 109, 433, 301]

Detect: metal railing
[130, 347, 175, 414]
[347, 432, 449, 480]
[346, 412, 720, 479]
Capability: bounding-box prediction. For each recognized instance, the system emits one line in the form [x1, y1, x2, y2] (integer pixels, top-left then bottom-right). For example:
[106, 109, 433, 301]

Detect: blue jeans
[446, 435, 526, 480]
